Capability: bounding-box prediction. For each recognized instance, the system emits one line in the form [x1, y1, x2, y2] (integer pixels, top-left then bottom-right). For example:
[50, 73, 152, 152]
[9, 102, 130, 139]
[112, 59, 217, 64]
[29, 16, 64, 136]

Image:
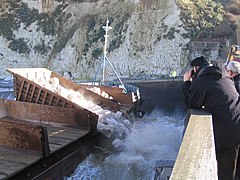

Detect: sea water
[66, 108, 185, 180]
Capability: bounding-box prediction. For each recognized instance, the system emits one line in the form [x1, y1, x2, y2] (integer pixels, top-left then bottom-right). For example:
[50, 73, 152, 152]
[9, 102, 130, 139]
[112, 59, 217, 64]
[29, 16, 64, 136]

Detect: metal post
[102, 19, 112, 85]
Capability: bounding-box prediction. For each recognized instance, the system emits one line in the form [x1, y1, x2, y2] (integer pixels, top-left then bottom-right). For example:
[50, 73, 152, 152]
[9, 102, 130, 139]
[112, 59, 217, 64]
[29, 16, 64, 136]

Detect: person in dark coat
[182, 56, 240, 180]
[227, 60, 240, 179]
[227, 60, 240, 93]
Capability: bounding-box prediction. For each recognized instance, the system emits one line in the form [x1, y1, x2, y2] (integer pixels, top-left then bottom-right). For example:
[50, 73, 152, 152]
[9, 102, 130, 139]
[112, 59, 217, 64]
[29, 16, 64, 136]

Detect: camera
[191, 69, 195, 77]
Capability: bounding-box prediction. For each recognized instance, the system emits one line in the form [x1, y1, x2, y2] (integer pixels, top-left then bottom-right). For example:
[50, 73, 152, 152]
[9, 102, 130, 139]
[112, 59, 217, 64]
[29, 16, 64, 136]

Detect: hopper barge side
[7, 67, 142, 117]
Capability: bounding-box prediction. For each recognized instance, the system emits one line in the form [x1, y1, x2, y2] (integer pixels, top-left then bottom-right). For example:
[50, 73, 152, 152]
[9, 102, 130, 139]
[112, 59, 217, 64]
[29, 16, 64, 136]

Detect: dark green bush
[9, 38, 30, 54]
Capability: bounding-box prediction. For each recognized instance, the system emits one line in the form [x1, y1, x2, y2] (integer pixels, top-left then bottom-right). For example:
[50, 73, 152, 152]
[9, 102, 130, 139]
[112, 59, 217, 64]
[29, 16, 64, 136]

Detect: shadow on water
[65, 107, 187, 180]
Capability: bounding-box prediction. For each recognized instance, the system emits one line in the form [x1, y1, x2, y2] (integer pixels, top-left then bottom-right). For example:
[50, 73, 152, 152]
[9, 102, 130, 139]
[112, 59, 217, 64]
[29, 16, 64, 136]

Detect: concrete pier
[170, 109, 218, 180]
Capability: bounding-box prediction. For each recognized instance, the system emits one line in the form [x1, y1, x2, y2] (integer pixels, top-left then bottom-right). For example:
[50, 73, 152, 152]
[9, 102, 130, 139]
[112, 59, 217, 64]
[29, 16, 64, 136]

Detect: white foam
[67, 109, 185, 179]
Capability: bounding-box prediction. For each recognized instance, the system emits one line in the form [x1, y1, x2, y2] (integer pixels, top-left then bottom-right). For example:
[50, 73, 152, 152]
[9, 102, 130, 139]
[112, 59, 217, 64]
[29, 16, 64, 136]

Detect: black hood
[197, 62, 229, 79]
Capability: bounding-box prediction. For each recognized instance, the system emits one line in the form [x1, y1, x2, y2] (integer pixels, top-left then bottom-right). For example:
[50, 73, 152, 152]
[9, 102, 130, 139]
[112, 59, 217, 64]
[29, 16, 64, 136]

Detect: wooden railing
[170, 109, 218, 180]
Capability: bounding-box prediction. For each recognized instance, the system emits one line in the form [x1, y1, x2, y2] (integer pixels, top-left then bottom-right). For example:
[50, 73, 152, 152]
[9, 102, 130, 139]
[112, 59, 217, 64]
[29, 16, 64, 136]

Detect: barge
[7, 68, 142, 116]
[0, 66, 143, 179]
[0, 99, 98, 179]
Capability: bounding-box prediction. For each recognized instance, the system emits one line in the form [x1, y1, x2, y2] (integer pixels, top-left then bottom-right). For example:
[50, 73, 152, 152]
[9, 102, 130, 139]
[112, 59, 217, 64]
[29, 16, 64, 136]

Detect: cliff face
[0, 0, 226, 80]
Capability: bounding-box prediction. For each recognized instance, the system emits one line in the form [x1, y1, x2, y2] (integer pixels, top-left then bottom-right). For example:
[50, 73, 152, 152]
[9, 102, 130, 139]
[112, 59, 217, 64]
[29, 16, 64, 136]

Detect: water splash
[66, 108, 185, 180]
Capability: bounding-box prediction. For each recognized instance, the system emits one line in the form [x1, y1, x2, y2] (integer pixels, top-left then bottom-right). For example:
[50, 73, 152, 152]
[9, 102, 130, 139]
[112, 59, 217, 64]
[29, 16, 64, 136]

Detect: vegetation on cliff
[177, 0, 224, 39]
[0, 2, 67, 55]
[177, 0, 240, 40]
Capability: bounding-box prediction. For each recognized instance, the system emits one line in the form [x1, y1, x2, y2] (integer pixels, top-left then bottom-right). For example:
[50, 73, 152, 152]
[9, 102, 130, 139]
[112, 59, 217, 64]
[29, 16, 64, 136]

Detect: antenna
[102, 19, 112, 84]
[100, 19, 126, 90]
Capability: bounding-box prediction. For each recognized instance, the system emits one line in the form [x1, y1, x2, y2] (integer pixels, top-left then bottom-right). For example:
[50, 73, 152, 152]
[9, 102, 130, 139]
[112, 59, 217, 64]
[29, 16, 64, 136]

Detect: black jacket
[182, 62, 240, 149]
[233, 73, 240, 94]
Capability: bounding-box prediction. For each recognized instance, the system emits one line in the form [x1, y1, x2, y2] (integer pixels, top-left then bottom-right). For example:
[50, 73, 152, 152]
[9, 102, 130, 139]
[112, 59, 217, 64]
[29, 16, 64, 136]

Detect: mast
[102, 19, 112, 84]
[94, 19, 126, 91]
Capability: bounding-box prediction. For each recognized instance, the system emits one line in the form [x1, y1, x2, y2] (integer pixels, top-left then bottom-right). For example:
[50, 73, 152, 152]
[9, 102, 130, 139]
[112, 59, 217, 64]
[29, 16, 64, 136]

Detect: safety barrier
[170, 109, 218, 179]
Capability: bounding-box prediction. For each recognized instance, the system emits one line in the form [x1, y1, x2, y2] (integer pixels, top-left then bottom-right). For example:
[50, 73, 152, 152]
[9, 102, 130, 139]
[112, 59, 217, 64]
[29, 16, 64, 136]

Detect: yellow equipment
[226, 45, 240, 64]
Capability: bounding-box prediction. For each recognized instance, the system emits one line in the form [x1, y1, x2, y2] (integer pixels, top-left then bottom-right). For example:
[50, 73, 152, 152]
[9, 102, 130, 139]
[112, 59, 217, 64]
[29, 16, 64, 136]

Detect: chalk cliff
[0, 0, 236, 80]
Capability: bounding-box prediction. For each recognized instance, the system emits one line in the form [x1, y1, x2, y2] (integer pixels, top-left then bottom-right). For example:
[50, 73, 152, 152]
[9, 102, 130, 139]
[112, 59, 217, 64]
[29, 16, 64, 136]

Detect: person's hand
[183, 70, 192, 82]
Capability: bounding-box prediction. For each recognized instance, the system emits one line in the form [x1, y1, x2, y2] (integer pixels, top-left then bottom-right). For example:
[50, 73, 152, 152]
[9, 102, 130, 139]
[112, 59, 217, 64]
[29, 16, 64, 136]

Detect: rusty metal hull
[6, 68, 132, 112]
[0, 97, 98, 134]
[0, 99, 98, 179]
[81, 84, 134, 105]
[9, 132, 99, 180]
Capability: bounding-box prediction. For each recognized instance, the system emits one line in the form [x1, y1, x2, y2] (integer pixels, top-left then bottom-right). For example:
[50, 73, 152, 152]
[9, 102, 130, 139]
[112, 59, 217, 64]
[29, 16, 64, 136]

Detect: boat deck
[0, 99, 97, 179]
[47, 124, 88, 153]
[0, 147, 40, 179]
[0, 120, 88, 179]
